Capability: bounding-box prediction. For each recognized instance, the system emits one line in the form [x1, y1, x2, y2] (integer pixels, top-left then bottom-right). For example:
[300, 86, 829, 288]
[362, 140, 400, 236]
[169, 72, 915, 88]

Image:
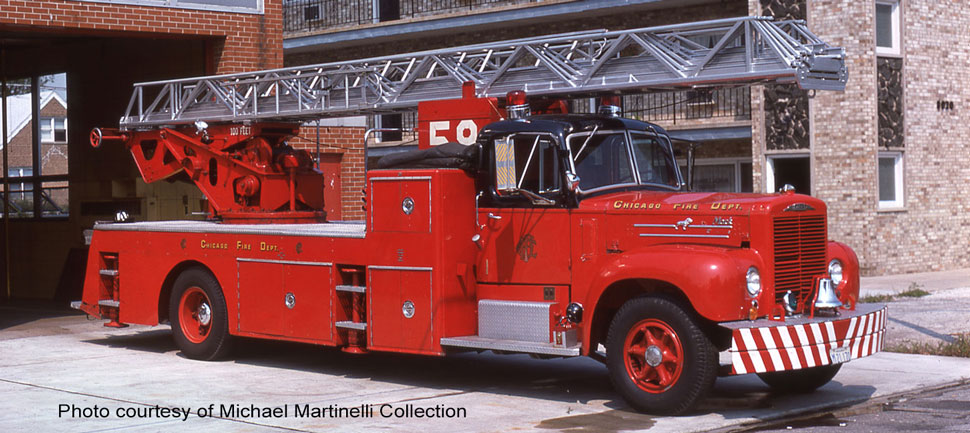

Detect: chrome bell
[814, 278, 843, 309]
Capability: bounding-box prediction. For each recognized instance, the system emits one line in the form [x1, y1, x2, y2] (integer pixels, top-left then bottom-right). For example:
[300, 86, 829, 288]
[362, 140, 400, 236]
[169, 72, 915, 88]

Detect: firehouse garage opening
[0, 33, 208, 302]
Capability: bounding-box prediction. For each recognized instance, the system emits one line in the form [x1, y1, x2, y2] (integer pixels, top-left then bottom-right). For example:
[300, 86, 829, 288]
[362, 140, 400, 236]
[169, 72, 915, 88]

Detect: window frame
[878, 151, 904, 210]
[1, 74, 70, 220]
[765, 153, 811, 194]
[875, 0, 902, 56]
[679, 157, 752, 193]
[39, 117, 68, 144]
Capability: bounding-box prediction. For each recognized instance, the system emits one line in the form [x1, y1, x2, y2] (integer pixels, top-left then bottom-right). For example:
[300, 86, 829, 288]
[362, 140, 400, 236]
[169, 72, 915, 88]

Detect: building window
[1, 72, 70, 218]
[878, 152, 904, 209]
[40, 117, 67, 143]
[766, 154, 811, 194]
[303, 4, 321, 22]
[876, 0, 901, 56]
[680, 158, 753, 193]
[375, 0, 400, 22]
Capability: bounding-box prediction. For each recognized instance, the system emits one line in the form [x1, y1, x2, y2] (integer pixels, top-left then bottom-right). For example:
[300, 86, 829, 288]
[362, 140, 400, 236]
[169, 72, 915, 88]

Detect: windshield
[568, 131, 679, 192]
[630, 133, 680, 188]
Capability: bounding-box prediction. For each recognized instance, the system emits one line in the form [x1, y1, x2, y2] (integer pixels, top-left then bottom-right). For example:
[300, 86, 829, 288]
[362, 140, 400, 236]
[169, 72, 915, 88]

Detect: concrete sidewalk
[860, 268, 970, 347]
[0, 308, 968, 433]
[860, 268, 970, 296]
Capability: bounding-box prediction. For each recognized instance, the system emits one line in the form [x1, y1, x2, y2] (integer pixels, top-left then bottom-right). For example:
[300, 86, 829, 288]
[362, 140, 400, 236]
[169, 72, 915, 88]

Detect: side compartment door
[237, 260, 283, 336]
[368, 266, 434, 353]
[282, 262, 334, 343]
[237, 259, 333, 342]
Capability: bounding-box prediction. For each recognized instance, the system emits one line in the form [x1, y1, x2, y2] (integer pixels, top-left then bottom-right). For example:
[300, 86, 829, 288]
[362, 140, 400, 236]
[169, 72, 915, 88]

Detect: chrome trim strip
[634, 224, 733, 229]
[236, 258, 333, 266]
[369, 265, 433, 271]
[639, 233, 731, 239]
[95, 221, 366, 239]
[370, 176, 432, 181]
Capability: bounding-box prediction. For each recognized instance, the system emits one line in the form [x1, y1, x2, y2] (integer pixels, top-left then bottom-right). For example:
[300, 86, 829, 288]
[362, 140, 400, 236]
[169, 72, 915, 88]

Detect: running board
[440, 336, 581, 357]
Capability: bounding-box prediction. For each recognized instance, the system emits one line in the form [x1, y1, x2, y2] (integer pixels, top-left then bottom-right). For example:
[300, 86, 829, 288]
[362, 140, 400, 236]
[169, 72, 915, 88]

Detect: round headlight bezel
[828, 259, 844, 286]
[746, 266, 761, 297]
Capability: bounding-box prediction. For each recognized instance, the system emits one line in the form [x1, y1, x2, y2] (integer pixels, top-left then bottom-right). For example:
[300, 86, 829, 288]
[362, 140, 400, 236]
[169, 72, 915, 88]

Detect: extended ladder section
[120, 16, 846, 128]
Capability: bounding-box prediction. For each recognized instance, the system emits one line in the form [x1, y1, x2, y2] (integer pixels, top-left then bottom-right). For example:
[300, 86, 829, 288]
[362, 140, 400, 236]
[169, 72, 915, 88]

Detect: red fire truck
[74, 17, 886, 414]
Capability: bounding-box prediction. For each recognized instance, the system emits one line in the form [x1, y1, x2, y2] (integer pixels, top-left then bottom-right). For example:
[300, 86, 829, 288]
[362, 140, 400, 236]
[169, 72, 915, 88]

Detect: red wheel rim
[623, 319, 684, 393]
[178, 287, 212, 344]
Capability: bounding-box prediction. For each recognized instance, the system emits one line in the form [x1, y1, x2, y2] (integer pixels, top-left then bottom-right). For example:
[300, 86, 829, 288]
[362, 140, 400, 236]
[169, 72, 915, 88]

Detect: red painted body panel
[80, 169, 480, 355]
[475, 208, 571, 285]
[417, 94, 503, 148]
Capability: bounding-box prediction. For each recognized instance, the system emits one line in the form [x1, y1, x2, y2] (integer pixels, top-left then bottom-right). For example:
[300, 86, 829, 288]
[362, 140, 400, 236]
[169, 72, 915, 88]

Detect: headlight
[746, 267, 761, 297]
[828, 259, 843, 286]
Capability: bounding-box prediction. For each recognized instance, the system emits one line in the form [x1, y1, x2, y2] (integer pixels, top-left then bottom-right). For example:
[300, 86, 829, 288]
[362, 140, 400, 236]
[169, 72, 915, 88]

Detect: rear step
[440, 336, 580, 357]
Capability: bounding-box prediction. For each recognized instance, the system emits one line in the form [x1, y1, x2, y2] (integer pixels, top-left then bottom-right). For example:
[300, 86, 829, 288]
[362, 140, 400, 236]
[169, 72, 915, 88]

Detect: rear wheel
[606, 296, 717, 415]
[757, 364, 842, 393]
[169, 267, 232, 360]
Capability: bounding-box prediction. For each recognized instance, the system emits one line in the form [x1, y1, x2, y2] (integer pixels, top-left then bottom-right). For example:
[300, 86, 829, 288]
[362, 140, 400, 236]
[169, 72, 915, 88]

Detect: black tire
[169, 267, 232, 360]
[606, 296, 717, 415]
[757, 364, 842, 393]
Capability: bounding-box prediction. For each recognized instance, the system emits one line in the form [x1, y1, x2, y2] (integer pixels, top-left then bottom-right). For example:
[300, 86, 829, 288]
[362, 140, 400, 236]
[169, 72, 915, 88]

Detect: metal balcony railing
[568, 87, 751, 124]
[284, 0, 543, 34]
[625, 87, 752, 124]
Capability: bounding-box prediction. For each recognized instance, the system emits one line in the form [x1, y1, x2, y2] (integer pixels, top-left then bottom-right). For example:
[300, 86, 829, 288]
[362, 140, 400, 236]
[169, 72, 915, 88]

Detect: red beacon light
[598, 95, 622, 117]
[506, 90, 530, 120]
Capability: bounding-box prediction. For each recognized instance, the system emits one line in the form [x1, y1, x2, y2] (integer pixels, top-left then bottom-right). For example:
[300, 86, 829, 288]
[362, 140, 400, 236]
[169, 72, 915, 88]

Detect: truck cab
[438, 108, 878, 413]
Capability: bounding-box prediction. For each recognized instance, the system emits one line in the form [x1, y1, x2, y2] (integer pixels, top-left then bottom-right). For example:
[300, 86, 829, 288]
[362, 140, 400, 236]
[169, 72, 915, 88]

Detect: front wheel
[757, 364, 842, 393]
[606, 296, 717, 415]
[169, 267, 232, 360]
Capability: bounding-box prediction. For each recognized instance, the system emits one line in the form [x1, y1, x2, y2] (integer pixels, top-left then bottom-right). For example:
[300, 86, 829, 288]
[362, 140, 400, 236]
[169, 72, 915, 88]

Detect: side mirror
[566, 171, 581, 193]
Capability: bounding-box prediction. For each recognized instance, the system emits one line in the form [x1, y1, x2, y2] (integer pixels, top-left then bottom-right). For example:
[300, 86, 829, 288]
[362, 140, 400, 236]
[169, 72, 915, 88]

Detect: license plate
[830, 346, 851, 364]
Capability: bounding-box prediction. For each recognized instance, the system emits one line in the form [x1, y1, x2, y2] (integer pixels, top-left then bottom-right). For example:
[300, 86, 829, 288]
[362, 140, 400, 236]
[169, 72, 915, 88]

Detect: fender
[582, 244, 764, 353]
[827, 241, 861, 307]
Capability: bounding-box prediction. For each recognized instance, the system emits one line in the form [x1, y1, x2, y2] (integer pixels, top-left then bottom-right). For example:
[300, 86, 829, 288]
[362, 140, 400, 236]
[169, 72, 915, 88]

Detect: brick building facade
[0, 0, 283, 299]
[1, 0, 283, 73]
[283, 0, 970, 276]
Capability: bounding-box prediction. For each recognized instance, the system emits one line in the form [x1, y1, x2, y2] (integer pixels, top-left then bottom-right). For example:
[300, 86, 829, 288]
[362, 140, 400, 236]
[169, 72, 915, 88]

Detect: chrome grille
[773, 215, 827, 309]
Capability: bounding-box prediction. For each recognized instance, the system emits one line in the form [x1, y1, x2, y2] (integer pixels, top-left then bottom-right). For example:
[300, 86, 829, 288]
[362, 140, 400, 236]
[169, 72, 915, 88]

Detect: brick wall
[806, 0, 970, 275]
[870, 0, 970, 273]
[0, 0, 283, 73]
[289, 126, 367, 220]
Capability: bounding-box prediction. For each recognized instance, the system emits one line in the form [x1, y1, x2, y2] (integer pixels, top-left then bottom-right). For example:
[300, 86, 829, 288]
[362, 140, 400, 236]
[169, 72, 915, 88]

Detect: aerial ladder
[91, 16, 846, 223]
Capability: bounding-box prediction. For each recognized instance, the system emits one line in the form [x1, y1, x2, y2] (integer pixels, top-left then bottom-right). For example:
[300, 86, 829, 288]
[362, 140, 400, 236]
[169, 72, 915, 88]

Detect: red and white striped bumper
[722, 303, 887, 375]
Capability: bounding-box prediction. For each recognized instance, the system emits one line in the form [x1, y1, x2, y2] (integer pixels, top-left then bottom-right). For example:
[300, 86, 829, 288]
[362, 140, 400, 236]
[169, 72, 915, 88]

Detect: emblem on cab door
[516, 234, 538, 262]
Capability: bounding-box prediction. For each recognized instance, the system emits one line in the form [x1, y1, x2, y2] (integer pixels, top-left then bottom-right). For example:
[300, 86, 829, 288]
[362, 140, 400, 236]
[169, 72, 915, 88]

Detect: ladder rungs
[335, 285, 366, 293]
[98, 300, 120, 308]
[335, 321, 366, 331]
[99, 269, 119, 277]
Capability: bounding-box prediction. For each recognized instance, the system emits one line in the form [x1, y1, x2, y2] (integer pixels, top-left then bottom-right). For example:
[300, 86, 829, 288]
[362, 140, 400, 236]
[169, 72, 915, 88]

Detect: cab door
[477, 132, 570, 285]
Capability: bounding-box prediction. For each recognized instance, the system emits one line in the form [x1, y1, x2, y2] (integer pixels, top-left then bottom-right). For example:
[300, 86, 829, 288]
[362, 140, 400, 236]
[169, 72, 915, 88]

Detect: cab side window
[509, 134, 560, 194]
